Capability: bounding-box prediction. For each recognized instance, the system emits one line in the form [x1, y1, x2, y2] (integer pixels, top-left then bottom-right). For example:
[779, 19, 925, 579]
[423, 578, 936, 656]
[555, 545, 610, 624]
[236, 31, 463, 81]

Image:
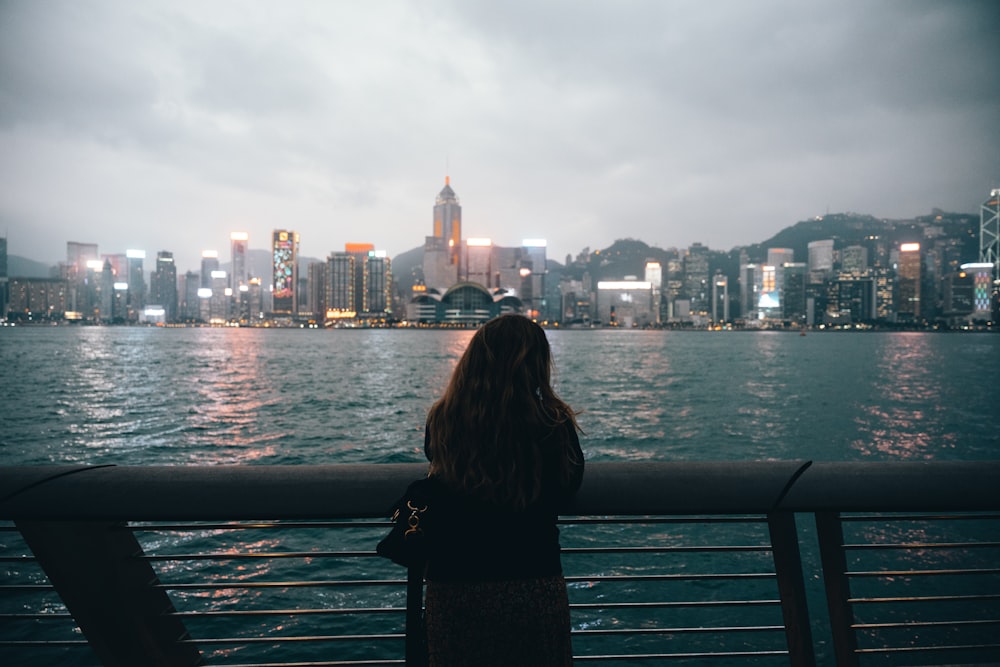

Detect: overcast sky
[2, 0, 998, 273]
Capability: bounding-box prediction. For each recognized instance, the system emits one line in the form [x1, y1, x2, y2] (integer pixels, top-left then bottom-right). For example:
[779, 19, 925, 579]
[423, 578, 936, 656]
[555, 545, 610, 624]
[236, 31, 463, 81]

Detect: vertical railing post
[767, 511, 816, 667]
[15, 519, 204, 667]
[815, 511, 859, 667]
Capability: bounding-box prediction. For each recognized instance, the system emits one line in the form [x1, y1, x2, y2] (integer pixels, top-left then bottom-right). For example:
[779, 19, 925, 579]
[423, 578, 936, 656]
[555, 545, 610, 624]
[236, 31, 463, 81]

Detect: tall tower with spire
[433, 176, 462, 267]
[423, 177, 463, 289]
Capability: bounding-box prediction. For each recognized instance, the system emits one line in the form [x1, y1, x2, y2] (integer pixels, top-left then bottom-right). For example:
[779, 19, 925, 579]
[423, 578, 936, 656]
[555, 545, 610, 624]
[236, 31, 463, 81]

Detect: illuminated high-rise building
[424, 178, 462, 288]
[200, 251, 219, 289]
[808, 240, 834, 284]
[149, 251, 178, 322]
[645, 260, 663, 324]
[521, 240, 547, 319]
[782, 263, 807, 323]
[307, 261, 326, 320]
[363, 251, 392, 317]
[180, 271, 201, 321]
[326, 251, 357, 318]
[711, 273, 729, 324]
[684, 243, 710, 314]
[897, 243, 922, 320]
[126, 249, 146, 322]
[0, 235, 8, 318]
[272, 230, 299, 316]
[740, 263, 761, 322]
[65, 242, 99, 315]
[465, 238, 493, 287]
[434, 177, 462, 267]
[230, 232, 249, 291]
[981, 189, 999, 281]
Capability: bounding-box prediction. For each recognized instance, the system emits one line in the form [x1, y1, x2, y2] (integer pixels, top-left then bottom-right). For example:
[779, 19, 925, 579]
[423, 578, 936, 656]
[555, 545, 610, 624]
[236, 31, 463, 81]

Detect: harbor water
[1, 327, 998, 665]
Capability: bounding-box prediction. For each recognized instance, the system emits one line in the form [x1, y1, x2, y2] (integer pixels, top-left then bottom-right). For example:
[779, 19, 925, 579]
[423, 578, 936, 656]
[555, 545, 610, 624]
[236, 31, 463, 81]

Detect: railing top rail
[1, 461, 998, 521]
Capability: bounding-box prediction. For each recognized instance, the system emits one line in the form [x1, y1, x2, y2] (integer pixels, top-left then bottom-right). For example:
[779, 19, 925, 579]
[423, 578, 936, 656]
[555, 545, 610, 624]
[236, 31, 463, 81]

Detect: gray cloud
[1, 0, 998, 274]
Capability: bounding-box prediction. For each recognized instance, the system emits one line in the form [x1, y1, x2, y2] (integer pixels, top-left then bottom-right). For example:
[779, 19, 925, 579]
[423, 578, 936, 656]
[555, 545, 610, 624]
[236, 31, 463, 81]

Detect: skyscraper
[434, 177, 462, 267]
[684, 243, 710, 314]
[272, 230, 299, 316]
[0, 235, 8, 318]
[897, 243, 922, 320]
[981, 189, 999, 282]
[200, 251, 219, 289]
[808, 240, 834, 283]
[150, 251, 178, 322]
[326, 251, 357, 318]
[363, 251, 392, 317]
[230, 232, 249, 291]
[424, 178, 462, 288]
[126, 249, 146, 322]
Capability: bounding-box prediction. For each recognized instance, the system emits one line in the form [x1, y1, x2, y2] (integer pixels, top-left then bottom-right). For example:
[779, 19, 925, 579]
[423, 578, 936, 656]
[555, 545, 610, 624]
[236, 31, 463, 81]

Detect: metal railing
[1, 461, 998, 666]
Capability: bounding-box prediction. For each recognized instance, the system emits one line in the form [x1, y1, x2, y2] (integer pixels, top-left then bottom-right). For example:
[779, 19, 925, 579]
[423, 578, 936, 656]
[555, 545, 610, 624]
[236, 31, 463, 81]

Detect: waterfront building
[520, 239, 547, 320]
[665, 256, 684, 321]
[65, 242, 99, 316]
[960, 262, 995, 320]
[326, 251, 357, 320]
[740, 263, 761, 323]
[684, 243, 710, 315]
[149, 251, 178, 322]
[180, 271, 201, 321]
[782, 263, 807, 324]
[126, 249, 145, 322]
[829, 274, 876, 323]
[423, 178, 463, 289]
[559, 278, 591, 325]
[7, 278, 69, 320]
[841, 246, 869, 275]
[874, 267, 894, 321]
[230, 232, 249, 292]
[410, 281, 522, 325]
[897, 243, 922, 321]
[272, 230, 299, 316]
[98, 260, 114, 322]
[758, 265, 780, 321]
[767, 248, 794, 270]
[307, 261, 326, 321]
[645, 261, 663, 324]
[362, 251, 392, 318]
[0, 235, 8, 318]
[596, 280, 654, 327]
[981, 189, 999, 281]
[808, 240, 834, 284]
[200, 251, 219, 289]
[465, 238, 493, 287]
[711, 273, 728, 324]
[209, 271, 229, 323]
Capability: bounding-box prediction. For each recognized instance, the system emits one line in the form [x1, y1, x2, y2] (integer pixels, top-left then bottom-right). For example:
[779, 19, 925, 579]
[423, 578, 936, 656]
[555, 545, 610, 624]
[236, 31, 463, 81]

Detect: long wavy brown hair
[426, 314, 580, 509]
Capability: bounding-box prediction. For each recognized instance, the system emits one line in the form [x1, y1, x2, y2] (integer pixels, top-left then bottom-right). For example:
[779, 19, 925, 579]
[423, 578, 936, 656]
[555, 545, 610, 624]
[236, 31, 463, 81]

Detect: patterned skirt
[424, 575, 573, 667]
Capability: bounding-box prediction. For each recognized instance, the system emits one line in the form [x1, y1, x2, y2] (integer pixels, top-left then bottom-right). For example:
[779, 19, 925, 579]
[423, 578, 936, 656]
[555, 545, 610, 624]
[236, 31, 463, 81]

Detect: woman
[423, 314, 584, 667]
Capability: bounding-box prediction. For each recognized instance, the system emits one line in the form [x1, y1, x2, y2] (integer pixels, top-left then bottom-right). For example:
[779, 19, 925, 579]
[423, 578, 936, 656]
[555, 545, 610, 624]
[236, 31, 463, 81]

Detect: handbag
[376, 477, 435, 567]
[377, 477, 437, 667]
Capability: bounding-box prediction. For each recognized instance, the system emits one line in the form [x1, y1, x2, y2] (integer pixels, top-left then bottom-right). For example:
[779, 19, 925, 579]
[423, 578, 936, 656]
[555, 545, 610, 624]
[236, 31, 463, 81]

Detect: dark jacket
[423, 422, 584, 582]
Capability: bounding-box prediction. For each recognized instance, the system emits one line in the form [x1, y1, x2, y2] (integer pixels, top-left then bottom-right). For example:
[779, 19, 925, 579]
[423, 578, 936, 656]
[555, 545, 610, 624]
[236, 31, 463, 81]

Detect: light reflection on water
[1, 327, 997, 465]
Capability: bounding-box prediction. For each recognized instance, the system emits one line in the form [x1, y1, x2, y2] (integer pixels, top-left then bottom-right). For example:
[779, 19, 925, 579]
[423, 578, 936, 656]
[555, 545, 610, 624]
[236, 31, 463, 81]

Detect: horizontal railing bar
[0, 640, 90, 647]
[850, 593, 1000, 603]
[156, 580, 402, 590]
[574, 625, 785, 635]
[847, 567, 1000, 577]
[566, 573, 775, 583]
[139, 551, 377, 560]
[854, 619, 1000, 630]
[217, 661, 403, 667]
[168, 607, 404, 617]
[856, 643, 1000, 654]
[216, 662, 402, 667]
[129, 521, 390, 531]
[839, 513, 1000, 521]
[843, 541, 1000, 550]
[178, 633, 402, 645]
[4, 461, 996, 520]
[0, 584, 58, 592]
[570, 600, 781, 609]
[574, 650, 790, 660]
[563, 545, 773, 554]
[561, 516, 767, 524]
[0, 613, 73, 620]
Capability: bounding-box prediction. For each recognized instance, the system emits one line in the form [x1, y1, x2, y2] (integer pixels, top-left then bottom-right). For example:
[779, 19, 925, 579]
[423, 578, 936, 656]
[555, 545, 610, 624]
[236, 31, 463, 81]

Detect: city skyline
[2, 1, 998, 276]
